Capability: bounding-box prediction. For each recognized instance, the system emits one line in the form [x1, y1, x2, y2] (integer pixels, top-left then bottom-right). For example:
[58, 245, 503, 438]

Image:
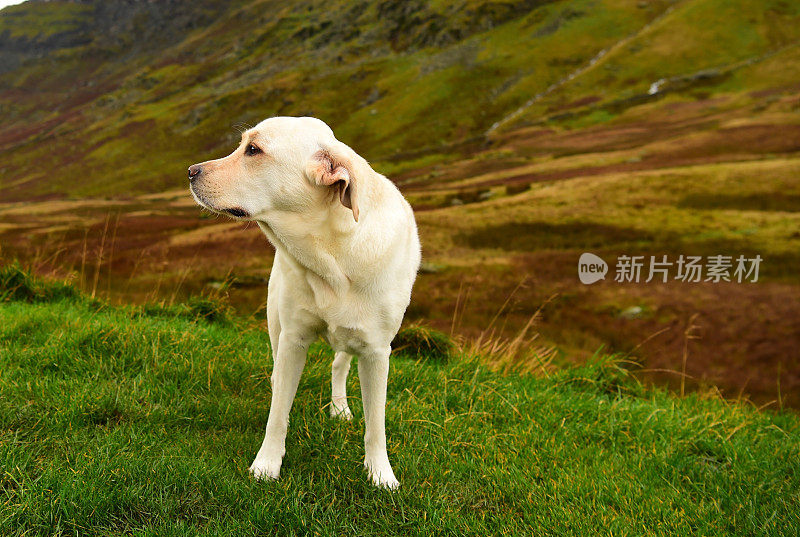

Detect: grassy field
[1, 269, 798, 535]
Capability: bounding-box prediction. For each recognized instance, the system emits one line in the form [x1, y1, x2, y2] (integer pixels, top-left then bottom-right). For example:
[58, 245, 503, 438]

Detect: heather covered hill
[2, 0, 798, 199]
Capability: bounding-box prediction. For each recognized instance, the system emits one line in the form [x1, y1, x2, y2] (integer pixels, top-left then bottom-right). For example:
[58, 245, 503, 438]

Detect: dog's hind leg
[359, 346, 399, 489]
[330, 351, 353, 420]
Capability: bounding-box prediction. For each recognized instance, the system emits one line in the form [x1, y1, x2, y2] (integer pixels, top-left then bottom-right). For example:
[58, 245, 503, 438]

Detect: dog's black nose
[188, 164, 203, 182]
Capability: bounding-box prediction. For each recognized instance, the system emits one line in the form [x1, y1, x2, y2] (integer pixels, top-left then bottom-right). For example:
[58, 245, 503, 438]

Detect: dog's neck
[256, 211, 354, 298]
[256, 170, 388, 305]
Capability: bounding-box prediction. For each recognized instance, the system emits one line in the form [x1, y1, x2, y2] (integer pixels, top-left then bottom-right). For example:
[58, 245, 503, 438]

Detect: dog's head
[188, 116, 362, 222]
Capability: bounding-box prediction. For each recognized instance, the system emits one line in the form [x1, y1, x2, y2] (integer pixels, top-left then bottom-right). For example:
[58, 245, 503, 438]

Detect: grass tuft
[553, 352, 645, 398]
[137, 296, 233, 325]
[391, 323, 454, 361]
[182, 295, 233, 324]
[0, 263, 80, 304]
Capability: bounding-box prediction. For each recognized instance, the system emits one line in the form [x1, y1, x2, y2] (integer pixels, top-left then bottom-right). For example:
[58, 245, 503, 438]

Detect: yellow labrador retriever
[189, 116, 420, 489]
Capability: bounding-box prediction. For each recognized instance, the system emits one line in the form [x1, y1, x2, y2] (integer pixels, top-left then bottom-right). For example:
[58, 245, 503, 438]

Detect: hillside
[1, 0, 798, 199]
[1, 0, 800, 408]
[1, 269, 799, 535]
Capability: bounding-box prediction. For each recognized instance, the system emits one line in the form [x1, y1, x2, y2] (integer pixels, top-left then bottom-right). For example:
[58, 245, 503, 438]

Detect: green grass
[1, 273, 798, 535]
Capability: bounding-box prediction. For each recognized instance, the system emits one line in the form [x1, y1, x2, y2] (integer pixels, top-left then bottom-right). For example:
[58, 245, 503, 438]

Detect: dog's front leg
[358, 346, 399, 489]
[250, 337, 308, 480]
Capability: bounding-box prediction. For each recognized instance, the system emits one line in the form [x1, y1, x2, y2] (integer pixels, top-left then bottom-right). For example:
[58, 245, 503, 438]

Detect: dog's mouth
[223, 207, 249, 218]
[189, 184, 251, 219]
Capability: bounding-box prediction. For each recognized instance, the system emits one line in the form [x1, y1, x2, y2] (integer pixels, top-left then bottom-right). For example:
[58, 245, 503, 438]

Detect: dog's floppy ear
[307, 144, 360, 222]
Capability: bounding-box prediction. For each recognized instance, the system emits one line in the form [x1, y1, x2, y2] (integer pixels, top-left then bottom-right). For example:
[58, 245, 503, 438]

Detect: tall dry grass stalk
[79, 227, 89, 289]
[91, 214, 111, 298]
[105, 213, 120, 297]
[453, 278, 558, 376]
[681, 313, 701, 397]
[450, 280, 471, 338]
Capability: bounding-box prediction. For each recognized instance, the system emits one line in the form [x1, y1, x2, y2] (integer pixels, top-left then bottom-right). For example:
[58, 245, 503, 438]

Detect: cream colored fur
[189, 116, 420, 489]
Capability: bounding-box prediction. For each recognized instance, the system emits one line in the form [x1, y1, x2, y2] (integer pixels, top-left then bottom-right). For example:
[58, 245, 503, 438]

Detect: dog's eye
[245, 143, 262, 156]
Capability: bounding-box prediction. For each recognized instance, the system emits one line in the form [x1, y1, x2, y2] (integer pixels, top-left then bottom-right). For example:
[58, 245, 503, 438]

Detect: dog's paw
[249, 457, 282, 481]
[365, 458, 399, 490]
[330, 402, 353, 421]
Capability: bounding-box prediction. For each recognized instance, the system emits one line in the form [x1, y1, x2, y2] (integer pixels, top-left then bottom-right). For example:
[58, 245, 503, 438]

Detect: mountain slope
[2, 0, 798, 200]
[0, 0, 720, 198]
